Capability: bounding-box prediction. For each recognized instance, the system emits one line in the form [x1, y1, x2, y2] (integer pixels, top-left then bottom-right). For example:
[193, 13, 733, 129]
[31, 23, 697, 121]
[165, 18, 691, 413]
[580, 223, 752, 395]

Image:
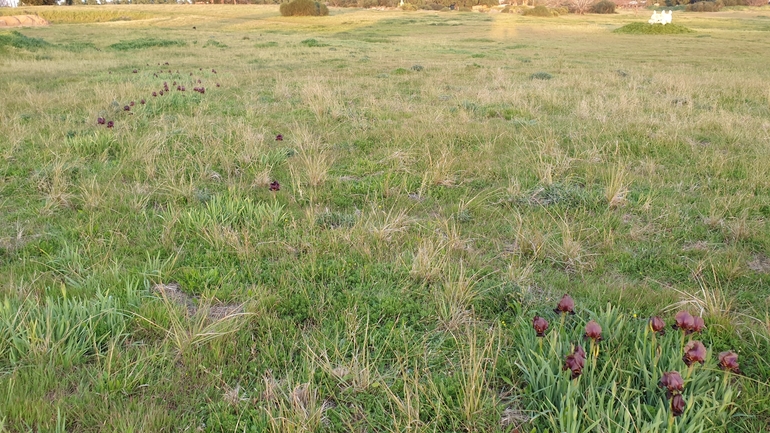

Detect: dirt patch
[683, 241, 710, 252]
[151, 282, 244, 319]
[0, 15, 50, 28]
[748, 254, 770, 274]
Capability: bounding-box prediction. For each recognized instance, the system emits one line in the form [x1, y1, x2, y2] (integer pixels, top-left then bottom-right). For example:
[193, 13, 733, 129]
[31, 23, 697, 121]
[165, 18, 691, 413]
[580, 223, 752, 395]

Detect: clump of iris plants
[514, 299, 740, 430]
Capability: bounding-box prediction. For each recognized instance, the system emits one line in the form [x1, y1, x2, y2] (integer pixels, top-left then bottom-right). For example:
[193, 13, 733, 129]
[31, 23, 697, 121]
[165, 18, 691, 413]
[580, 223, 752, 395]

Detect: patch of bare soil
[151, 282, 243, 319]
[0, 15, 49, 27]
[748, 254, 770, 274]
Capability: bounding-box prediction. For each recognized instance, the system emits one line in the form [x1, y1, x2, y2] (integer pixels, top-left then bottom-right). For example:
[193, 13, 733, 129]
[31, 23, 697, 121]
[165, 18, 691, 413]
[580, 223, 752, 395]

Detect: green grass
[614, 22, 696, 34]
[108, 37, 186, 51]
[0, 31, 50, 51]
[1, 4, 770, 432]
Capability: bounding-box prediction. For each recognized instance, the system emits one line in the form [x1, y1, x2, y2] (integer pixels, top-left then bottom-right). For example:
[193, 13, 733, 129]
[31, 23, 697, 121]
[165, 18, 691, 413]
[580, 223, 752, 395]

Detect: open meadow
[1, 4, 770, 431]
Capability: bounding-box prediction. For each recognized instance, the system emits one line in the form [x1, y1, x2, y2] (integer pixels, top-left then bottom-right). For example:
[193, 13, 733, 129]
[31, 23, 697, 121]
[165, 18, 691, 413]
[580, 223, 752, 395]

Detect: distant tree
[567, 0, 592, 13]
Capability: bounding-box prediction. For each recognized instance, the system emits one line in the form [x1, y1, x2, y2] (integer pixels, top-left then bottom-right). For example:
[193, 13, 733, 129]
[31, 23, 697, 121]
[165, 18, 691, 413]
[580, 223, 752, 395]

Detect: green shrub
[592, 0, 616, 13]
[279, 0, 330, 16]
[530, 71, 553, 80]
[401, 2, 418, 10]
[523, 5, 556, 16]
[555, 6, 569, 14]
[613, 22, 695, 34]
[108, 38, 186, 51]
[203, 39, 228, 49]
[300, 38, 329, 47]
[686, 0, 723, 11]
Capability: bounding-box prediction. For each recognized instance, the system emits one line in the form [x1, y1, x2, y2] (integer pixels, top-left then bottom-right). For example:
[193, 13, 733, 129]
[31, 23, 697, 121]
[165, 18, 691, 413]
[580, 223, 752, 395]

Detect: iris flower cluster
[532, 295, 740, 418]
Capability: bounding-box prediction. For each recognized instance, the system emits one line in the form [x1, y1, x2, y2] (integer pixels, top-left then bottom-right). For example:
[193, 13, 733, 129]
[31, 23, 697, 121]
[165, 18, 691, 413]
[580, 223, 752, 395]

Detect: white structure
[0, 0, 20, 7]
[649, 10, 673, 25]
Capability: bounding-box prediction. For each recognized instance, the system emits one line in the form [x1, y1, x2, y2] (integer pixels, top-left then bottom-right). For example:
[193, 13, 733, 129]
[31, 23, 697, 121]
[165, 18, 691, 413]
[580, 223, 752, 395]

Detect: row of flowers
[533, 294, 740, 417]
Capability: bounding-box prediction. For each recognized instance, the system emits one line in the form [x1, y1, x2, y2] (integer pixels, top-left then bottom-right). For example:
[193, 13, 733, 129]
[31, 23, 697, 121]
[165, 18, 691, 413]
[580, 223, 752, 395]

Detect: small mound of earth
[152, 282, 244, 319]
[748, 254, 770, 274]
[0, 15, 50, 28]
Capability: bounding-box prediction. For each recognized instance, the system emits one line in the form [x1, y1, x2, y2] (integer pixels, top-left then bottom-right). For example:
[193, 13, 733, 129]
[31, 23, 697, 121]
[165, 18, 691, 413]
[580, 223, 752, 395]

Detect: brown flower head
[97, 117, 106, 125]
[583, 320, 602, 341]
[563, 349, 585, 379]
[718, 351, 739, 373]
[140, 99, 146, 105]
[106, 121, 114, 128]
[152, 91, 157, 97]
[269, 181, 280, 192]
[671, 394, 686, 417]
[573, 344, 586, 359]
[275, 134, 283, 141]
[673, 311, 694, 333]
[682, 340, 707, 367]
[532, 316, 549, 337]
[658, 371, 684, 396]
[553, 294, 575, 315]
[123, 105, 130, 111]
[691, 316, 706, 333]
[650, 316, 666, 335]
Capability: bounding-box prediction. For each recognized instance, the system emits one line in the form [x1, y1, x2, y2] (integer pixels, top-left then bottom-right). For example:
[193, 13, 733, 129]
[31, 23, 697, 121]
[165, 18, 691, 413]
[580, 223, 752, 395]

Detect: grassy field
[1, 4, 770, 432]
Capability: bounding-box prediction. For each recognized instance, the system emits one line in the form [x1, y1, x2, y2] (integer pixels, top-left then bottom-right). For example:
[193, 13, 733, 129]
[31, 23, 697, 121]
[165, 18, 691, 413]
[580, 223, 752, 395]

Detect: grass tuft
[613, 22, 695, 34]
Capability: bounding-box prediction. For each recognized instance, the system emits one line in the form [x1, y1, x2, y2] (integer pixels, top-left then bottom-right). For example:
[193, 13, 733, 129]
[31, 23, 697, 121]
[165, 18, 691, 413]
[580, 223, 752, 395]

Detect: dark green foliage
[0, 31, 50, 51]
[17, 0, 56, 5]
[522, 5, 557, 16]
[613, 22, 695, 34]
[300, 38, 329, 47]
[279, 0, 330, 16]
[686, 0, 723, 11]
[315, 211, 357, 229]
[592, 0, 616, 13]
[203, 39, 228, 49]
[108, 38, 186, 51]
[530, 71, 553, 80]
